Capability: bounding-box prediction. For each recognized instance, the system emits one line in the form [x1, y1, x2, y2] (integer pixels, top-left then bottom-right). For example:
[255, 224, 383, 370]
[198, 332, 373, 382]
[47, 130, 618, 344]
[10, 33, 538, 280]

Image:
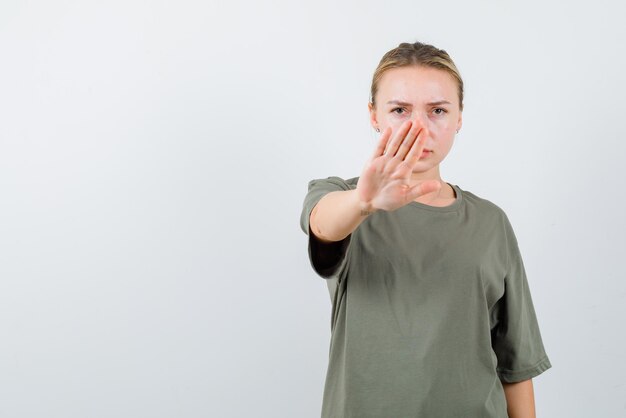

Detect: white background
[1, 1, 625, 417]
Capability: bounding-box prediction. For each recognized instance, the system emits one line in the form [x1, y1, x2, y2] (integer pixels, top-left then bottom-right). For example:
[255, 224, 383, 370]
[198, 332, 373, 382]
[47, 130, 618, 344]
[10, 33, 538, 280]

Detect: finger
[371, 126, 392, 159]
[406, 128, 429, 164]
[383, 120, 412, 157]
[407, 179, 442, 201]
[396, 123, 422, 161]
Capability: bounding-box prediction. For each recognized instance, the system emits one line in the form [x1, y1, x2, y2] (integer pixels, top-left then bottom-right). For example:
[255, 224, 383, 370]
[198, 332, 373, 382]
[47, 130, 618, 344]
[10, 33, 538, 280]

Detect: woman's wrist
[353, 189, 377, 216]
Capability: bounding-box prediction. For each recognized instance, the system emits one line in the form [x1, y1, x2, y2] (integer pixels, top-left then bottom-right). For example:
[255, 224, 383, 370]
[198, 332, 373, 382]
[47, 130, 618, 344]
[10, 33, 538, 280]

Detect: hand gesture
[356, 120, 442, 212]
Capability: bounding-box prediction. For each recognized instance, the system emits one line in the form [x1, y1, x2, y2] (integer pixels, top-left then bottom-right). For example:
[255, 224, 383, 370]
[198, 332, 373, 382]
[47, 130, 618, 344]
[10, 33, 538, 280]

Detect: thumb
[407, 180, 442, 201]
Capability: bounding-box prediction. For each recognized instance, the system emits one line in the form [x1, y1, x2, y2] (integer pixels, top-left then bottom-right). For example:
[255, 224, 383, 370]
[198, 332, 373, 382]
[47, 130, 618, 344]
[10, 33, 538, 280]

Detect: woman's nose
[410, 114, 429, 129]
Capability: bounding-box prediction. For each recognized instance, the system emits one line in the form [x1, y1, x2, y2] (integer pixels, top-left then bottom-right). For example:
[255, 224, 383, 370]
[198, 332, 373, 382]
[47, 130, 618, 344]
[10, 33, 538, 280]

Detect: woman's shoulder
[307, 175, 359, 191]
[308, 176, 510, 220]
[456, 185, 508, 219]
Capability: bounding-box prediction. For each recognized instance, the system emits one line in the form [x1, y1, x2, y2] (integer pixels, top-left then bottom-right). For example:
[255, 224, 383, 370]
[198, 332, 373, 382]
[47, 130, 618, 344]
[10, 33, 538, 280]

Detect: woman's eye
[433, 108, 447, 115]
[391, 107, 405, 115]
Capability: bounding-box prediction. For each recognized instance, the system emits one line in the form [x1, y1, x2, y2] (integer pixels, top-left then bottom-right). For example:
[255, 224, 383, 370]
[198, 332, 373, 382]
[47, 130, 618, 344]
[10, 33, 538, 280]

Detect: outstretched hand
[357, 120, 442, 212]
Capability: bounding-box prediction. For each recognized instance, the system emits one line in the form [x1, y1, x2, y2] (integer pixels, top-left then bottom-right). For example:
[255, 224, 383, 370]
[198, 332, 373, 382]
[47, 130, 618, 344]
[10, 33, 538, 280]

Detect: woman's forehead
[377, 66, 457, 104]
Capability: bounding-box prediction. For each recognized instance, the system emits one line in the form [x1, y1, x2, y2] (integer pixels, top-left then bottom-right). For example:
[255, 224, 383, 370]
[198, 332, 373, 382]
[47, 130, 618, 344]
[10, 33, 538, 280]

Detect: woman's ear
[368, 102, 378, 131]
[456, 112, 463, 132]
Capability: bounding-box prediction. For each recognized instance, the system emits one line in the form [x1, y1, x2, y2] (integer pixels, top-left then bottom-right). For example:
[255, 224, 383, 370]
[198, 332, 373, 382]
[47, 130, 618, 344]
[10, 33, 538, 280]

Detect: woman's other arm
[502, 379, 536, 418]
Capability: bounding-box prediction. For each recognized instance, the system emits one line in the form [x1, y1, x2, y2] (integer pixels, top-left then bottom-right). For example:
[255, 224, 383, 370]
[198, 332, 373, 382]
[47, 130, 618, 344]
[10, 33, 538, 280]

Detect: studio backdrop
[1, 1, 625, 417]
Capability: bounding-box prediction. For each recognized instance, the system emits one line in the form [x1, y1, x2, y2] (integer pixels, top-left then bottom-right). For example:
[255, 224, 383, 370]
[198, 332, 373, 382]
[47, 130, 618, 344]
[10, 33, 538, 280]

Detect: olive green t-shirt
[299, 176, 552, 418]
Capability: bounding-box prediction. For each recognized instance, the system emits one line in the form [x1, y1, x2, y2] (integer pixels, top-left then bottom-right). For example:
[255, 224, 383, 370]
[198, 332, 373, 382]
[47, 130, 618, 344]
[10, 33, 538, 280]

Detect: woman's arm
[310, 120, 441, 243]
[309, 189, 375, 242]
[502, 378, 536, 418]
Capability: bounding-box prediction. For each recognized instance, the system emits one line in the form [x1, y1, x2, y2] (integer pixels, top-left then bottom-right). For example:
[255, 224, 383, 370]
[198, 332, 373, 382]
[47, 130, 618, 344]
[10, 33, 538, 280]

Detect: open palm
[357, 120, 442, 212]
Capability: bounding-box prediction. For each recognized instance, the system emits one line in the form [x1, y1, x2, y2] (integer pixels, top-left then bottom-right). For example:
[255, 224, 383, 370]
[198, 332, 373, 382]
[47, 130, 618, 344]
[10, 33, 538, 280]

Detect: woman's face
[369, 65, 462, 171]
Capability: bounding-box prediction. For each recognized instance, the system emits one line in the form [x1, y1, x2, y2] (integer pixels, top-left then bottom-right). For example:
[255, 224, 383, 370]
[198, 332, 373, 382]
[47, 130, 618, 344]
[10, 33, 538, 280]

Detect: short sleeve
[490, 213, 553, 383]
[299, 176, 354, 280]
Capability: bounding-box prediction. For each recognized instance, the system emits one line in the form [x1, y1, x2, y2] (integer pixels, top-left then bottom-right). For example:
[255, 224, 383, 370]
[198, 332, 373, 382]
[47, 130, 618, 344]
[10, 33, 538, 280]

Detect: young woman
[300, 41, 552, 417]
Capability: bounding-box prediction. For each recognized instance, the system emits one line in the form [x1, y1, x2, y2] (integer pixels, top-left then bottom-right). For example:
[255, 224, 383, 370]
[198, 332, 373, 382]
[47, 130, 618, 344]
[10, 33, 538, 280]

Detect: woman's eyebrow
[386, 100, 412, 106]
[426, 100, 451, 106]
[386, 100, 451, 106]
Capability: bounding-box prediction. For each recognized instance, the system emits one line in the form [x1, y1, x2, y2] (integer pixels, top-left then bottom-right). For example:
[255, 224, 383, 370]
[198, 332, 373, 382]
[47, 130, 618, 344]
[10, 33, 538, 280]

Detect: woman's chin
[411, 162, 435, 172]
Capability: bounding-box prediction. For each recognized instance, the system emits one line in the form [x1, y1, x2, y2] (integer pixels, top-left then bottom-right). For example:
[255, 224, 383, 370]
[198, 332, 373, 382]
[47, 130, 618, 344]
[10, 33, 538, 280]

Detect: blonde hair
[370, 41, 464, 112]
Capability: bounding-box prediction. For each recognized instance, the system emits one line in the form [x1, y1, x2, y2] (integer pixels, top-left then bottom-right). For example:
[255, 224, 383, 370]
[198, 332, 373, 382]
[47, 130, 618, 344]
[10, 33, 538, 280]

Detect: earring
[376, 127, 380, 133]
